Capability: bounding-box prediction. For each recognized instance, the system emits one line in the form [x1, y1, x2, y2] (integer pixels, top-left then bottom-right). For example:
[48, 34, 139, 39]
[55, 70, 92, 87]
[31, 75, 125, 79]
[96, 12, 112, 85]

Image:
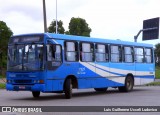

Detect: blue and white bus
[6, 33, 155, 99]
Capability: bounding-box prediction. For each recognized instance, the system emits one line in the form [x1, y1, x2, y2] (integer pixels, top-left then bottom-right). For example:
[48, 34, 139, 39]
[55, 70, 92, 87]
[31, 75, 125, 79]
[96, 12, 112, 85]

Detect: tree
[0, 21, 13, 73]
[155, 43, 160, 66]
[47, 20, 65, 34]
[68, 17, 91, 37]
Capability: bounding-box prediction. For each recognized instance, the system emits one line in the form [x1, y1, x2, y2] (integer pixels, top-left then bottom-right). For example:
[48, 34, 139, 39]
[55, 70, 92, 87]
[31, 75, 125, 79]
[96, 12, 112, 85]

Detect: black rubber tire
[32, 91, 40, 98]
[94, 88, 108, 92]
[64, 79, 72, 99]
[118, 76, 134, 92]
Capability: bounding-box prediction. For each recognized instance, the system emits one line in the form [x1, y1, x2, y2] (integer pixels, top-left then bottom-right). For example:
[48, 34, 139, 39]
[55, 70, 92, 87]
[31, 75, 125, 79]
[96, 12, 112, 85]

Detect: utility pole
[56, 0, 58, 34]
[43, 0, 47, 32]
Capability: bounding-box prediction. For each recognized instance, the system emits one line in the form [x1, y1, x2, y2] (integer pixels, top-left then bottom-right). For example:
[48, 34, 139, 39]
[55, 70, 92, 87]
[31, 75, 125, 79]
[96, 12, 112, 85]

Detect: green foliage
[155, 66, 160, 79]
[0, 21, 13, 73]
[68, 17, 91, 37]
[155, 43, 160, 57]
[155, 43, 160, 66]
[0, 75, 5, 78]
[65, 31, 70, 35]
[0, 83, 5, 89]
[47, 20, 65, 34]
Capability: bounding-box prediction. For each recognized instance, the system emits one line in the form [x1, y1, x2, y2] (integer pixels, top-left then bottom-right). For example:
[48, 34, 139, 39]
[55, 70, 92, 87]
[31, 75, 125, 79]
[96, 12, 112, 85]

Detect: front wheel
[118, 76, 134, 92]
[64, 79, 72, 99]
[32, 91, 40, 98]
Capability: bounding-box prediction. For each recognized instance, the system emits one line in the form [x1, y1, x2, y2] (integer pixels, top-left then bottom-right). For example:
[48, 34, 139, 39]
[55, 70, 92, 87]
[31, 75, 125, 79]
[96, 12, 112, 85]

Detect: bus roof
[12, 33, 153, 47]
[46, 33, 153, 47]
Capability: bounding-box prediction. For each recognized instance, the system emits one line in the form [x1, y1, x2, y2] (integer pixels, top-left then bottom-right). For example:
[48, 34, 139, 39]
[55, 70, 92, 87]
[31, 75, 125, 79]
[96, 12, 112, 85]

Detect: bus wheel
[32, 91, 40, 98]
[94, 88, 108, 92]
[64, 78, 72, 99]
[118, 76, 134, 92]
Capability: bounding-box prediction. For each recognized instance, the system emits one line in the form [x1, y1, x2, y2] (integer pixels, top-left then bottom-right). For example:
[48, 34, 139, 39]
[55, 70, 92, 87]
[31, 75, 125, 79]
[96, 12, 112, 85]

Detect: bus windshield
[7, 44, 44, 71]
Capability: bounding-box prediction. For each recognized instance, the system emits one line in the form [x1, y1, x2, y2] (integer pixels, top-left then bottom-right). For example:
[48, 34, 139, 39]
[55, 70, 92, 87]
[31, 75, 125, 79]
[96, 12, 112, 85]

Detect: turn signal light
[39, 80, 44, 84]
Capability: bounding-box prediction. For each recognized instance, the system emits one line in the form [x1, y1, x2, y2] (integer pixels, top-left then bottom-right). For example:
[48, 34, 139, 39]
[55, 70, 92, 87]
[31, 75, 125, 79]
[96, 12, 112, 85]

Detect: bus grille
[16, 74, 29, 77]
[14, 80, 32, 84]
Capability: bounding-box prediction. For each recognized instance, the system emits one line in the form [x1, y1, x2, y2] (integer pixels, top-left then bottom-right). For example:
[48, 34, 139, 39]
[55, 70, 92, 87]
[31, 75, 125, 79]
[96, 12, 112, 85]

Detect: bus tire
[64, 78, 72, 99]
[118, 76, 134, 92]
[94, 88, 108, 92]
[32, 91, 40, 98]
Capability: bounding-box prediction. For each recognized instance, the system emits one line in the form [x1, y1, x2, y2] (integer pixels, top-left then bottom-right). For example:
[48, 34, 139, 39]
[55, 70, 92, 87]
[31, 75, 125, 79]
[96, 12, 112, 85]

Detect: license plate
[19, 86, 26, 89]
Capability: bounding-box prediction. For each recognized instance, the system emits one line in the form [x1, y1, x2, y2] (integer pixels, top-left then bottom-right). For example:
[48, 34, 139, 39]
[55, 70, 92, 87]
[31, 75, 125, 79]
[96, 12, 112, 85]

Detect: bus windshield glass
[7, 44, 44, 71]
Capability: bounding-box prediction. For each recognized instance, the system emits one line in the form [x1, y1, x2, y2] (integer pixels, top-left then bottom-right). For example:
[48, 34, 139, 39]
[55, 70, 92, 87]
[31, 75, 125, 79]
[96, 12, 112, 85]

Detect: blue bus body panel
[6, 71, 46, 92]
[6, 33, 155, 92]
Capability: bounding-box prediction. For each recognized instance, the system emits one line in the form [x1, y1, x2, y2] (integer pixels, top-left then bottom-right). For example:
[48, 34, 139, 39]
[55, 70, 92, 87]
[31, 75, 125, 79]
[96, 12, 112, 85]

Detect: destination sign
[9, 36, 44, 44]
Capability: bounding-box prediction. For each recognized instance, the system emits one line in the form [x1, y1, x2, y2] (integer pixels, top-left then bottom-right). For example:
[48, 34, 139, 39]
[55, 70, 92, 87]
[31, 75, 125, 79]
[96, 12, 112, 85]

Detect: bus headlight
[33, 80, 38, 83]
[7, 80, 12, 83]
[33, 80, 44, 84]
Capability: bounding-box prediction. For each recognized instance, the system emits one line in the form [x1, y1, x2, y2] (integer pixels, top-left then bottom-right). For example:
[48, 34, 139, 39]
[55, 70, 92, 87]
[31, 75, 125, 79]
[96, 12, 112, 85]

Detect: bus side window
[47, 45, 53, 61]
[95, 44, 108, 62]
[47, 44, 62, 62]
[80, 42, 94, 62]
[124, 46, 134, 63]
[37, 44, 43, 61]
[110, 45, 121, 62]
[54, 45, 62, 61]
[134, 47, 144, 63]
[145, 48, 152, 63]
[65, 41, 78, 61]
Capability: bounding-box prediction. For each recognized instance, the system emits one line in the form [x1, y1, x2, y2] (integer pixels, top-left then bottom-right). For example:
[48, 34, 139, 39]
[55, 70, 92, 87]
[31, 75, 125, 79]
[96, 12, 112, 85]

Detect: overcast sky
[0, 0, 160, 45]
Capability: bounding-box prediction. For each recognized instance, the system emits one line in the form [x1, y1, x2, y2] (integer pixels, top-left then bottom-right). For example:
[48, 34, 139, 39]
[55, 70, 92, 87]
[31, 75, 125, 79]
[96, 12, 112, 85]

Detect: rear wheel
[32, 91, 40, 98]
[118, 76, 134, 92]
[64, 78, 72, 99]
[94, 88, 108, 92]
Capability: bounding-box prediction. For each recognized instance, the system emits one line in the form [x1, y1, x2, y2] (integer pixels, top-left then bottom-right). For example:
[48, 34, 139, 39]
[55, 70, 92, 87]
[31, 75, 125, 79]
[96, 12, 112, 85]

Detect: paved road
[0, 86, 160, 115]
[0, 86, 160, 106]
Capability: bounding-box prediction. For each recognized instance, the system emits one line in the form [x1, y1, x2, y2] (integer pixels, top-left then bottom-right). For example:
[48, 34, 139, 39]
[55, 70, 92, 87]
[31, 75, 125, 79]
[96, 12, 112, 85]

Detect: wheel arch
[63, 75, 78, 90]
[126, 73, 134, 85]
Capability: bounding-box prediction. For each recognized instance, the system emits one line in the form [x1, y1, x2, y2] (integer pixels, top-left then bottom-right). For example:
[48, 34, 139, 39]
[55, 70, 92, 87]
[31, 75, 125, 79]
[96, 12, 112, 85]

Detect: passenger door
[46, 44, 62, 91]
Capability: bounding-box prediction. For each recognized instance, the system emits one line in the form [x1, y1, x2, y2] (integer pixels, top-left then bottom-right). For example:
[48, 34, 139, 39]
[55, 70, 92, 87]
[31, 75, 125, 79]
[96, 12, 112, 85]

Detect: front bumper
[6, 84, 45, 92]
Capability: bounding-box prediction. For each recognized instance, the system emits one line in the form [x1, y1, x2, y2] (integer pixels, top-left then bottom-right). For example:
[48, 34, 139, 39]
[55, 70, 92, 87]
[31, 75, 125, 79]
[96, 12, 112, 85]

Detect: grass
[155, 66, 160, 79]
[0, 83, 5, 89]
[0, 75, 6, 89]
[146, 82, 160, 86]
